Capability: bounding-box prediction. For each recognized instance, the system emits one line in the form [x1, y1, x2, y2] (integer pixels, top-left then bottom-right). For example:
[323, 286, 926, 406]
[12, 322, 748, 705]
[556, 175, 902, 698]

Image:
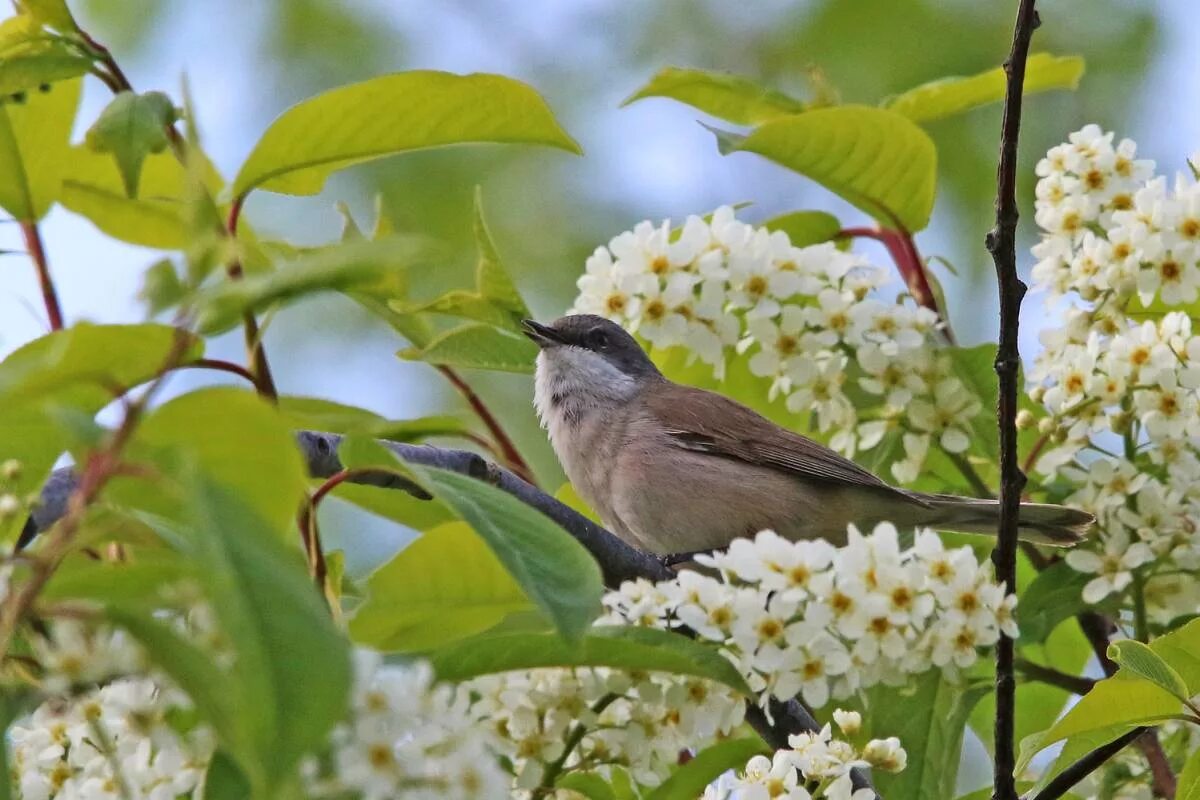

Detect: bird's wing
[642, 381, 904, 493]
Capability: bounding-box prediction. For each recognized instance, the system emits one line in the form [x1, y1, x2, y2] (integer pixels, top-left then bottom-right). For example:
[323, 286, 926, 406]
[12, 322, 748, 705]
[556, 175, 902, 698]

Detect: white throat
[533, 346, 639, 447]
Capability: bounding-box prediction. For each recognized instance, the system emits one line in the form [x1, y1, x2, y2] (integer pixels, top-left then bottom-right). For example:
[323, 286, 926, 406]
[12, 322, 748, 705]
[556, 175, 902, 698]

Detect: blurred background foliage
[1, 0, 1174, 553]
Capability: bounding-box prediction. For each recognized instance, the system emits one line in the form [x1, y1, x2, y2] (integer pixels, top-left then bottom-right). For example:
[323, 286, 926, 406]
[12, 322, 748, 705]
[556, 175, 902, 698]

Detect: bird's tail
[903, 492, 1095, 547]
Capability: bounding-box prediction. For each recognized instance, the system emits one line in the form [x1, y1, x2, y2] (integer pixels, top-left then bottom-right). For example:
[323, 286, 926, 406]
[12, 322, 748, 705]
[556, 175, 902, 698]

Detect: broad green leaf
[623, 66, 805, 125]
[84, 90, 178, 197]
[1177, 747, 1200, 800]
[14, 0, 76, 31]
[717, 105, 936, 232]
[644, 738, 768, 800]
[399, 322, 537, 374]
[429, 626, 750, 694]
[1108, 639, 1191, 702]
[0, 323, 202, 409]
[194, 236, 432, 334]
[885, 54, 1085, 123]
[763, 210, 842, 247]
[556, 773, 616, 800]
[140, 258, 186, 314]
[0, 76, 79, 219]
[395, 187, 530, 332]
[0, 50, 90, 95]
[203, 751, 252, 800]
[348, 522, 535, 651]
[1017, 674, 1182, 769]
[866, 670, 989, 799]
[232, 71, 581, 197]
[42, 553, 197, 604]
[61, 146, 223, 249]
[180, 474, 351, 795]
[1019, 724, 1138, 798]
[115, 388, 309, 536]
[329, 437, 452, 531]
[409, 464, 603, 642]
[1147, 617, 1200, 692]
[278, 396, 468, 441]
[1018, 560, 1093, 644]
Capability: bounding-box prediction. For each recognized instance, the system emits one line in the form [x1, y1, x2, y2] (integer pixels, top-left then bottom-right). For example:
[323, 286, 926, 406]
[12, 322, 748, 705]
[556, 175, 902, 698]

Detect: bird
[522, 314, 1094, 556]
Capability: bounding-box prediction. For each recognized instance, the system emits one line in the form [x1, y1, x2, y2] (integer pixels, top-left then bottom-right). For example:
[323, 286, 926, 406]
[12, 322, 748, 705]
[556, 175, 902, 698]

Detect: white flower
[832, 708, 862, 736]
[1065, 533, 1155, 603]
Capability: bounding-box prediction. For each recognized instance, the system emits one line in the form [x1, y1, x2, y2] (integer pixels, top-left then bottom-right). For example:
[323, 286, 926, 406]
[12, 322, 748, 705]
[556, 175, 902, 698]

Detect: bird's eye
[588, 328, 610, 349]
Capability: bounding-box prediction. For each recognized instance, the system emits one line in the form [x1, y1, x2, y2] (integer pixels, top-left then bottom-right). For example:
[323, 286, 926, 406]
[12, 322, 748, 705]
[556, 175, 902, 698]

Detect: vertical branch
[436, 365, 536, 485]
[226, 196, 279, 401]
[20, 221, 64, 331]
[985, 2, 1039, 799]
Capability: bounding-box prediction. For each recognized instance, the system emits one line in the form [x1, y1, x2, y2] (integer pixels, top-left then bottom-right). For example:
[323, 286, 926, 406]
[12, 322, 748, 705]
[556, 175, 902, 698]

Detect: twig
[178, 358, 263, 390]
[436, 365, 536, 485]
[1022, 430, 1051, 474]
[944, 449, 994, 499]
[225, 197, 279, 401]
[836, 226, 955, 343]
[1014, 658, 1095, 696]
[26, 431, 875, 796]
[1027, 727, 1146, 800]
[985, 2, 1039, 798]
[537, 692, 621, 792]
[19, 221, 63, 330]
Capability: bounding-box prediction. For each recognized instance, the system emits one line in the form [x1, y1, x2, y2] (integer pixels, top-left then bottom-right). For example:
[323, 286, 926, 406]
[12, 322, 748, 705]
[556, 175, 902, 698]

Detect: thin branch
[178, 358, 262, 390]
[436, 365, 536, 485]
[944, 449, 994, 499]
[226, 196, 279, 402]
[25, 430, 876, 796]
[19, 221, 63, 330]
[985, 3, 1039, 798]
[1027, 727, 1145, 800]
[1014, 658, 1095, 695]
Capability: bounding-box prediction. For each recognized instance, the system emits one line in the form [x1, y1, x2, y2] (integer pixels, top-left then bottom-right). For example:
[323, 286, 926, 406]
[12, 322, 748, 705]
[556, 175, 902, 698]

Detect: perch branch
[24, 429, 878, 798]
[1027, 727, 1146, 800]
[986, 2, 1039, 798]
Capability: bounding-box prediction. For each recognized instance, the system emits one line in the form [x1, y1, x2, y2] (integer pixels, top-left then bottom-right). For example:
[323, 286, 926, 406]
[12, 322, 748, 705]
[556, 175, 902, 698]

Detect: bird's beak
[521, 319, 565, 348]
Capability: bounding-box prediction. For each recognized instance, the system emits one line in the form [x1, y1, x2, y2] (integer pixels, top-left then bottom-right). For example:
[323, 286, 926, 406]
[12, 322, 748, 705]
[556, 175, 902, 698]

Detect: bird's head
[522, 315, 660, 408]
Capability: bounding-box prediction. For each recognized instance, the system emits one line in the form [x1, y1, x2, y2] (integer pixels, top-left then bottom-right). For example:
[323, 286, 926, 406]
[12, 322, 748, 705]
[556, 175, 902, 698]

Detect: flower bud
[0, 459, 20, 481]
[1028, 386, 1046, 404]
[1109, 410, 1132, 435]
[863, 737, 907, 773]
[833, 708, 862, 735]
[1037, 417, 1055, 434]
[0, 494, 20, 520]
[1015, 409, 1036, 430]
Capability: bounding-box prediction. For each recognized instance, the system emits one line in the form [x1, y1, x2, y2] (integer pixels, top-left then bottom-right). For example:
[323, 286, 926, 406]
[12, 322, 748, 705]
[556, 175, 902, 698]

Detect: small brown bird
[523, 314, 1093, 555]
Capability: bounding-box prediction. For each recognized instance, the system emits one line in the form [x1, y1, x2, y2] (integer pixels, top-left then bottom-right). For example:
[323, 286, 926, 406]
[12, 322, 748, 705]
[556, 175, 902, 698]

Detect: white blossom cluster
[706, 712, 905, 800]
[308, 651, 508, 800]
[603, 523, 1016, 712]
[467, 661, 744, 791]
[10, 677, 214, 800]
[570, 206, 979, 477]
[1029, 125, 1200, 617]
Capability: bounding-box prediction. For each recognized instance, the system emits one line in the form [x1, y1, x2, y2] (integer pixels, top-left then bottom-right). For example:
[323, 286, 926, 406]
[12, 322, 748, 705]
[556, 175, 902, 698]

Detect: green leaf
[428, 626, 750, 693]
[1018, 560, 1093, 644]
[866, 670, 989, 799]
[349, 521, 535, 652]
[885, 54, 1085, 123]
[232, 71, 581, 197]
[278, 396, 468, 442]
[1177, 747, 1200, 800]
[1108, 639, 1191, 702]
[1019, 724, 1138, 798]
[763, 210, 842, 247]
[115, 387, 309, 536]
[717, 105, 937, 232]
[408, 464, 603, 642]
[396, 187, 531, 332]
[0, 76, 79, 220]
[0, 50, 90, 95]
[42, 554, 197, 604]
[180, 473, 351, 795]
[140, 258, 187, 315]
[203, 751, 252, 800]
[13, 0, 76, 31]
[1017, 674, 1182, 771]
[0, 323, 202, 409]
[60, 146, 220, 249]
[645, 738, 768, 800]
[329, 437, 452, 531]
[84, 90, 178, 197]
[623, 66, 805, 125]
[556, 773, 616, 800]
[1147, 617, 1200, 692]
[399, 322, 537, 374]
[194, 236, 432, 335]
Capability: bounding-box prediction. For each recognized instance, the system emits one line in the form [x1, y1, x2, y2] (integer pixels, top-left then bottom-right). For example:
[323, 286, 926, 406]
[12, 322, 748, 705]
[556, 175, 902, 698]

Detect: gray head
[522, 315, 660, 378]
[524, 315, 661, 425]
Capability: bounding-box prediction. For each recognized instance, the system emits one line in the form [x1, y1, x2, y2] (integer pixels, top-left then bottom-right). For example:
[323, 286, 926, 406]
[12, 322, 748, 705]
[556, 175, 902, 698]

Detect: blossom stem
[985, 2, 1039, 798]
[943, 448, 994, 499]
[20, 221, 63, 331]
[1131, 570, 1149, 642]
[537, 692, 620, 792]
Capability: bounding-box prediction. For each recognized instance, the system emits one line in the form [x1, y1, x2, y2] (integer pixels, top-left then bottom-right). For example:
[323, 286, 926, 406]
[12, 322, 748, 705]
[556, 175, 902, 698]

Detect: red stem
[436, 365, 537, 485]
[20, 221, 63, 331]
[178, 358, 261, 389]
[224, 194, 279, 401]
